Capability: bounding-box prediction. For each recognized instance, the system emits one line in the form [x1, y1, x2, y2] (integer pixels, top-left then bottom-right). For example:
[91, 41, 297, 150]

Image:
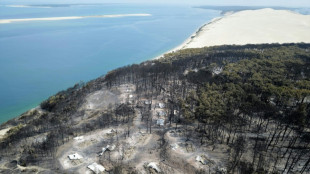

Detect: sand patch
[0, 14, 152, 24]
[0, 127, 11, 139]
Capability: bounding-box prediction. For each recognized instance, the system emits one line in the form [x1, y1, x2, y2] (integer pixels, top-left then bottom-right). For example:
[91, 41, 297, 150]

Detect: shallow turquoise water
[0, 3, 221, 123]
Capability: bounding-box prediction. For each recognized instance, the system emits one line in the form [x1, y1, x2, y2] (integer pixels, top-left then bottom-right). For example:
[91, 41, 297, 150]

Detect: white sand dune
[181, 8, 310, 48]
[155, 8, 310, 59]
[5, 5, 51, 8]
[0, 13, 152, 24]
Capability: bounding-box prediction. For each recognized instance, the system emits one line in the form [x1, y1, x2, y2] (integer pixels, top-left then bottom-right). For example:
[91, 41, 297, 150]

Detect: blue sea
[0, 3, 222, 123]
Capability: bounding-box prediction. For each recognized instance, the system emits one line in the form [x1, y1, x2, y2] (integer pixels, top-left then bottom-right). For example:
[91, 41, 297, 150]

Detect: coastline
[152, 16, 224, 60]
[154, 8, 310, 59]
[2, 8, 310, 125]
[0, 5, 215, 125]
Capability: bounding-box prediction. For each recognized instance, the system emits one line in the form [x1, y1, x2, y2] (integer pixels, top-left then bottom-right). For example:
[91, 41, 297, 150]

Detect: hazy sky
[1, 0, 310, 7]
[123, 0, 310, 7]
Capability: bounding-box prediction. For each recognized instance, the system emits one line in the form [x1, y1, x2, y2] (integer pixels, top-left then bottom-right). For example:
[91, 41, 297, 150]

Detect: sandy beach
[156, 8, 310, 59]
[0, 13, 151, 24]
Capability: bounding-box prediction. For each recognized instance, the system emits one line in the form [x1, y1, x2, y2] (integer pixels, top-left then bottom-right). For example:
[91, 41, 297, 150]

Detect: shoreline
[2, 8, 310, 125]
[154, 8, 310, 59]
[152, 11, 234, 60]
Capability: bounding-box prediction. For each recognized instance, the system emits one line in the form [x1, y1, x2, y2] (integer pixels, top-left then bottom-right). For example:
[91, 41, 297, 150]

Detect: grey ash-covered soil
[54, 83, 229, 173]
[0, 82, 229, 174]
[1, 44, 310, 174]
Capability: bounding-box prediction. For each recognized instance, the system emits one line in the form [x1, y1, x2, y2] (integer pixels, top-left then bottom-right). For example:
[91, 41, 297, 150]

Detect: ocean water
[0, 3, 221, 123]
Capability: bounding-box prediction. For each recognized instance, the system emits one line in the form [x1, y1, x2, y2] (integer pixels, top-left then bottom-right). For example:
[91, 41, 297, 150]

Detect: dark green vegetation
[0, 43, 310, 173]
[197, 6, 299, 14]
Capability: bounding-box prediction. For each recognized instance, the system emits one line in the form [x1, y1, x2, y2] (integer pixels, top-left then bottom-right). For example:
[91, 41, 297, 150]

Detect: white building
[158, 103, 165, 108]
[88, 162, 105, 174]
[68, 153, 83, 160]
[144, 100, 151, 105]
[99, 144, 116, 156]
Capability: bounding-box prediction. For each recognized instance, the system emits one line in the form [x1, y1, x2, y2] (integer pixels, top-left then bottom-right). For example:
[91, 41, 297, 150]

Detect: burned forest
[0, 43, 310, 174]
